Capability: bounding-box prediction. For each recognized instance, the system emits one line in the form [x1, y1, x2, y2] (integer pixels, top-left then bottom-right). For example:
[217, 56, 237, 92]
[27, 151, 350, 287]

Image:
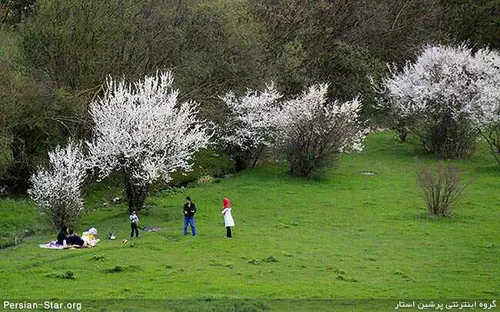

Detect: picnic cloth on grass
[39, 241, 65, 249]
[39, 239, 100, 249]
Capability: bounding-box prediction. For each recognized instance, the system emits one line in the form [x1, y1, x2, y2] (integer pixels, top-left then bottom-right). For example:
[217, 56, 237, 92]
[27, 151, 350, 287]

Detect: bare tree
[417, 164, 468, 217]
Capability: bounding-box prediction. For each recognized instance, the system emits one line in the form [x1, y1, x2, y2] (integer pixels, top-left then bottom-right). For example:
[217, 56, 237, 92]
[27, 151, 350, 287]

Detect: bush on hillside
[417, 164, 468, 217]
[279, 84, 367, 178]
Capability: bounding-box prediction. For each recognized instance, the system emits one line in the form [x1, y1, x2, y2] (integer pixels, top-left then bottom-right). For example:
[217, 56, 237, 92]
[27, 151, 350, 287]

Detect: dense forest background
[1, 0, 499, 193]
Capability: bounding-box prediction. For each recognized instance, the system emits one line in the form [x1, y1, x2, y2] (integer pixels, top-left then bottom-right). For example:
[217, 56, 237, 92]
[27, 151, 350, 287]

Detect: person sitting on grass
[66, 230, 86, 247]
[56, 226, 68, 246]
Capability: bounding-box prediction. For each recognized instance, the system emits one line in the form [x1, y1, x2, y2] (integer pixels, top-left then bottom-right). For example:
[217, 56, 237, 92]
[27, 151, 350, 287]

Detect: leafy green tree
[442, 0, 500, 49]
[0, 30, 84, 193]
[20, 0, 270, 122]
[250, 0, 446, 119]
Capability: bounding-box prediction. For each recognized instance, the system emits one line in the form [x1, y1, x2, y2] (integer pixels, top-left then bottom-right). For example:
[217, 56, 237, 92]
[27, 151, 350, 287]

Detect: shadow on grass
[79, 299, 402, 312]
[81, 299, 267, 312]
[387, 207, 477, 224]
[473, 164, 500, 176]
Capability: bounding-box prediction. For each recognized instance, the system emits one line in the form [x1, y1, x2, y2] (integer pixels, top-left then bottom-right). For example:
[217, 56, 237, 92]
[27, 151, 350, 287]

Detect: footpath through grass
[0, 131, 499, 311]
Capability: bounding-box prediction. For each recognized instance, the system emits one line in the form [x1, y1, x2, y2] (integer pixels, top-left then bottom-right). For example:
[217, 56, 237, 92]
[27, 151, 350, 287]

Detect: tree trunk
[396, 127, 408, 143]
[124, 170, 149, 212]
[251, 145, 266, 168]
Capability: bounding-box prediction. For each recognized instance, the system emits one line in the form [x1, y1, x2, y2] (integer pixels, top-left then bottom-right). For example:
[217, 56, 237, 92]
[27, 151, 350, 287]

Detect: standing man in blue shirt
[183, 196, 197, 236]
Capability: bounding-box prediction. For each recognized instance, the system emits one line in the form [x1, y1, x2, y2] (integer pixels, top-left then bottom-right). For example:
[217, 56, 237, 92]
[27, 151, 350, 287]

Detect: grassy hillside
[0, 131, 499, 311]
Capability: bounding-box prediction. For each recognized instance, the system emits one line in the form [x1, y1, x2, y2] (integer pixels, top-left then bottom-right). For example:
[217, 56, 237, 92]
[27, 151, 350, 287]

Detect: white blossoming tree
[28, 141, 87, 229]
[279, 84, 367, 178]
[466, 50, 500, 165]
[88, 71, 212, 211]
[220, 83, 282, 170]
[380, 44, 500, 159]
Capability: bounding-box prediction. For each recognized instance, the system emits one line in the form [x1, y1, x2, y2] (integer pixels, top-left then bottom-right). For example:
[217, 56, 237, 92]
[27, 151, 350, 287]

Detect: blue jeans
[184, 217, 196, 236]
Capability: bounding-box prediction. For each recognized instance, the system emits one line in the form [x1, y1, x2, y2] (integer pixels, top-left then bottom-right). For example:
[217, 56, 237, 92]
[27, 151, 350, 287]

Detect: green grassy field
[0, 131, 499, 311]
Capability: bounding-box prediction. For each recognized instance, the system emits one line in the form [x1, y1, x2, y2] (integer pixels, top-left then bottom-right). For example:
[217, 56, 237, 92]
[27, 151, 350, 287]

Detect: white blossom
[280, 83, 367, 153]
[87, 71, 212, 186]
[381, 44, 500, 127]
[278, 83, 367, 177]
[28, 140, 87, 227]
[221, 82, 283, 151]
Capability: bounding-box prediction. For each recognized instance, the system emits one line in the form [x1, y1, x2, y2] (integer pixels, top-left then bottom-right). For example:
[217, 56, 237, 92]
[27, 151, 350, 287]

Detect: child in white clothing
[222, 197, 235, 238]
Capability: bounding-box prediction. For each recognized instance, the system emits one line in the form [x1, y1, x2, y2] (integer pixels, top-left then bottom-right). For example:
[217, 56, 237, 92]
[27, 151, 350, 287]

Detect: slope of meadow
[1, 131, 498, 311]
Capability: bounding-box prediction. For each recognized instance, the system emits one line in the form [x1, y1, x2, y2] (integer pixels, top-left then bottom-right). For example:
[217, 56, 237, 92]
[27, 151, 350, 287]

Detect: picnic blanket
[39, 239, 100, 249]
[39, 241, 65, 249]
